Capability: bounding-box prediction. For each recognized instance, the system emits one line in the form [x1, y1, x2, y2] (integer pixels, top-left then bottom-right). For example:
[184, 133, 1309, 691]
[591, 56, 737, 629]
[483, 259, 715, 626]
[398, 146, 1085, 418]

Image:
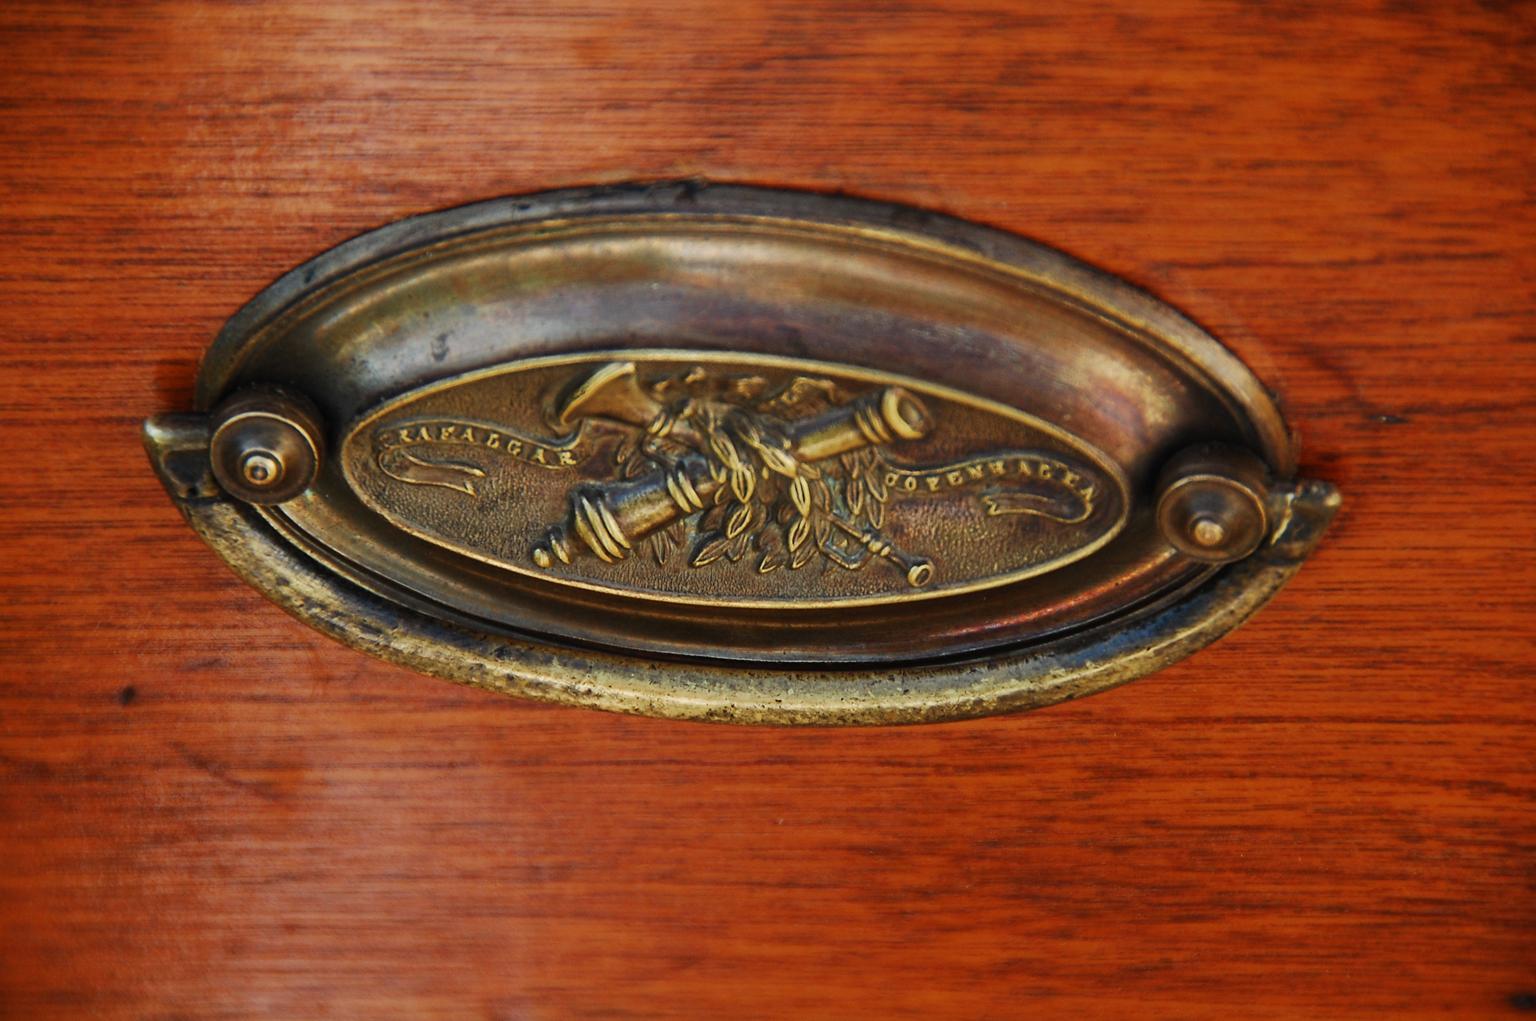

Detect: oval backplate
[144, 182, 1336, 721]
[342, 350, 1129, 609]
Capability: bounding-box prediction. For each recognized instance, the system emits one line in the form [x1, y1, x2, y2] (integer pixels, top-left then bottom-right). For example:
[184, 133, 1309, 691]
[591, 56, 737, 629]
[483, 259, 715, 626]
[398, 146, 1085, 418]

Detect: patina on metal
[343, 351, 1128, 609]
[1155, 444, 1273, 563]
[209, 387, 325, 505]
[142, 182, 1338, 723]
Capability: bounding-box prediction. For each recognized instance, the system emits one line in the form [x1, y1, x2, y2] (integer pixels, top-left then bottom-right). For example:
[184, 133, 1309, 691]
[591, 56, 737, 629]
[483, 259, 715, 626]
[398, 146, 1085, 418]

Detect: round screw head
[1190, 515, 1229, 548]
[240, 451, 281, 486]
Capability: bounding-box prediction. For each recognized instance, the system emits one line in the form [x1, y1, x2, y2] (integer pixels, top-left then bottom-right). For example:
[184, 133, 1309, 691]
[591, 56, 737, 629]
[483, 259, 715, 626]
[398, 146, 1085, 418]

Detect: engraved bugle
[551, 361, 707, 451]
[824, 512, 935, 589]
[531, 364, 932, 573]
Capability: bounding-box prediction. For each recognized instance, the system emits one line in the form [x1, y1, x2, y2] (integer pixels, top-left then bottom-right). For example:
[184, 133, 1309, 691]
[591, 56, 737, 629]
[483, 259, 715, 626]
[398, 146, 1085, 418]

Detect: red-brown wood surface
[1, 2, 1532, 1017]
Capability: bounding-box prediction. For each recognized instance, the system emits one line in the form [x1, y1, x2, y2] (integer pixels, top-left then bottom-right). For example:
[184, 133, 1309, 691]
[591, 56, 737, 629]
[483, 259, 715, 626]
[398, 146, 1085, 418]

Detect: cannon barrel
[533, 369, 932, 571]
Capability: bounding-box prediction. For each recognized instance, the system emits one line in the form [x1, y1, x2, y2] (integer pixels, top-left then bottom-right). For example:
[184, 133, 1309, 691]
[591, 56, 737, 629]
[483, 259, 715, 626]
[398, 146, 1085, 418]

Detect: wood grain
[1, 1, 1532, 1017]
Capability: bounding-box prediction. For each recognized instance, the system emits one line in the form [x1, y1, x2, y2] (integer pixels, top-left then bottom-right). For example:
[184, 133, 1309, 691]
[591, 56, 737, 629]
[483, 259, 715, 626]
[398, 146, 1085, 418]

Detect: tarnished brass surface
[143, 182, 1337, 721]
[343, 351, 1127, 609]
[208, 388, 325, 505]
[1155, 444, 1273, 563]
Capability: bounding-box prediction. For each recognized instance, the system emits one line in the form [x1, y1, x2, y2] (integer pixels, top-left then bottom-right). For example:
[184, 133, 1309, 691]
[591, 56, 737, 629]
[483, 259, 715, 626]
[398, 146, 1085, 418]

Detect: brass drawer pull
[144, 183, 1337, 724]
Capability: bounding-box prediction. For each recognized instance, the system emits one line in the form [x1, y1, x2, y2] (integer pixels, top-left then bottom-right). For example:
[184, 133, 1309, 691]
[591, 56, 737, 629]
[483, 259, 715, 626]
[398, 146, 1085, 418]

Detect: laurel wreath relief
[612, 373, 893, 577]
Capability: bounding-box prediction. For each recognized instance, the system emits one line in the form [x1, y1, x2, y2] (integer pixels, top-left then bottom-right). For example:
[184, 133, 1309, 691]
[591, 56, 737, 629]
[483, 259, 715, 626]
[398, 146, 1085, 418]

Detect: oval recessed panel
[341, 351, 1129, 609]
[144, 182, 1336, 722]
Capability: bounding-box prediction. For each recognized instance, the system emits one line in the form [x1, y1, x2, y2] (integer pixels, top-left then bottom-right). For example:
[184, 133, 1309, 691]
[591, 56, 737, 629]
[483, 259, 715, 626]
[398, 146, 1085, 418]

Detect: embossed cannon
[531, 362, 938, 587]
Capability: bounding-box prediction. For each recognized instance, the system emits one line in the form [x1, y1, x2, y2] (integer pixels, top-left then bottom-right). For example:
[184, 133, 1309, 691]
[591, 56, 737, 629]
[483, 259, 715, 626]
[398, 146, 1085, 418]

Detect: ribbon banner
[880, 451, 1099, 524]
[374, 418, 590, 495]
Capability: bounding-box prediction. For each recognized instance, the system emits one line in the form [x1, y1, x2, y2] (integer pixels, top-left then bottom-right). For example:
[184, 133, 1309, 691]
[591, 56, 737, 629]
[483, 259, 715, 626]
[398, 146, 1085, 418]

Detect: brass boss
[209, 389, 326, 505]
[1156, 444, 1272, 563]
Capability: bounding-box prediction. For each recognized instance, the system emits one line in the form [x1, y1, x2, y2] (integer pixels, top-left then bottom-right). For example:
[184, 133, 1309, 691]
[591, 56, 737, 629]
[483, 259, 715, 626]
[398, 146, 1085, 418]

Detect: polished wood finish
[1, 2, 1531, 1016]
